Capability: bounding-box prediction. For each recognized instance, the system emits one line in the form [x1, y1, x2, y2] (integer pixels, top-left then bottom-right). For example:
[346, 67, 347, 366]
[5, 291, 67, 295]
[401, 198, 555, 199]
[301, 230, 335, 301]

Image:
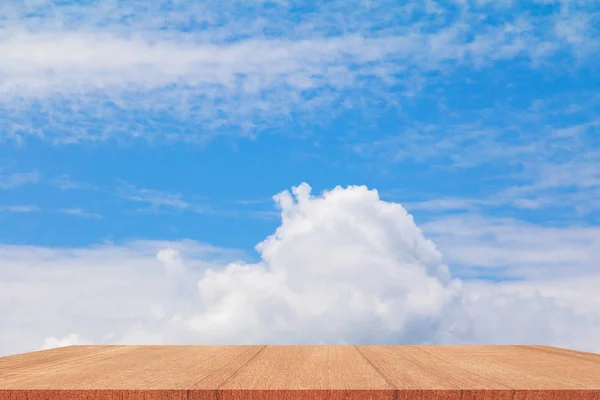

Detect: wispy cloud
[358, 91, 600, 215]
[58, 208, 103, 220]
[0, 205, 40, 213]
[47, 176, 275, 219]
[1, 0, 598, 144]
[118, 184, 193, 211]
[0, 170, 39, 189]
[421, 214, 600, 281]
[404, 198, 488, 212]
[116, 182, 280, 218]
[51, 174, 99, 191]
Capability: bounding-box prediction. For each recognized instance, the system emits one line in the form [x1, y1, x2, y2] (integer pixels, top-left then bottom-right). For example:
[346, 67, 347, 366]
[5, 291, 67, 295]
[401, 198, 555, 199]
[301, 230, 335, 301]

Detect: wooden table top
[0, 345, 599, 399]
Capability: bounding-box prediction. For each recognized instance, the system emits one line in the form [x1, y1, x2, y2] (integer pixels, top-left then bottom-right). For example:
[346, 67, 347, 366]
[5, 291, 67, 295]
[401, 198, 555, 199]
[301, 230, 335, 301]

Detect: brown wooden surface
[0, 345, 599, 400]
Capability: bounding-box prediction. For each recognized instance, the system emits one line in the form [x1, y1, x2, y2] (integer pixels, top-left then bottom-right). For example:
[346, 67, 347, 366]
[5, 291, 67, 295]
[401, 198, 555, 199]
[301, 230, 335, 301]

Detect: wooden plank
[216, 345, 395, 400]
[418, 345, 600, 387]
[0, 389, 189, 400]
[416, 345, 600, 400]
[1, 345, 264, 400]
[0, 345, 599, 400]
[0, 346, 123, 373]
[0, 346, 133, 380]
[529, 345, 600, 365]
[358, 345, 513, 400]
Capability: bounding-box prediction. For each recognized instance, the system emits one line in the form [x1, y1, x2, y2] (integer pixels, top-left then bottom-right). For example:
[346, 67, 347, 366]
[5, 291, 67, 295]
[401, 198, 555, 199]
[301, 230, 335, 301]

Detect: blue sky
[1, 0, 600, 355]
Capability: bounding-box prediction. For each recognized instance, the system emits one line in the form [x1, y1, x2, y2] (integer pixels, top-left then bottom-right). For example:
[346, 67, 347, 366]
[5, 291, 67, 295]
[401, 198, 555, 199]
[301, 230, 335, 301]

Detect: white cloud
[187, 183, 458, 343]
[0, 170, 39, 189]
[357, 94, 600, 216]
[58, 208, 103, 219]
[51, 174, 100, 191]
[0, 0, 597, 143]
[41, 333, 88, 350]
[156, 248, 185, 276]
[421, 214, 600, 281]
[116, 183, 271, 217]
[403, 197, 487, 212]
[0, 33, 401, 97]
[117, 184, 192, 210]
[1, 183, 599, 356]
[48, 179, 274, 218]
[0, 205, 40, 213]
[0, 239, 242, 356]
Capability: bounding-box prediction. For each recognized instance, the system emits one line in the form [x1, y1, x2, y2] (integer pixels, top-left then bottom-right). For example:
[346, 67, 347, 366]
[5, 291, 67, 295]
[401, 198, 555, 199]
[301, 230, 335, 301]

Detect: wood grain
[217, 345, 394, 400]
[0, 345, 264, 400]
[415, 345, 600, 400]
[0, 345, 598, 400]
[357, 345, 514, 400]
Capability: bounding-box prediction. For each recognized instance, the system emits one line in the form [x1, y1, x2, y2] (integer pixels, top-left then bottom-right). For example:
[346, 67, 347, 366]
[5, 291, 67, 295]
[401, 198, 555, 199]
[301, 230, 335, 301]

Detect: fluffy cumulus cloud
[156, 248, 185, 276]
[1, 183, 599, 356]
[41, 333, 87, 350]
[189, 183, 459, 344]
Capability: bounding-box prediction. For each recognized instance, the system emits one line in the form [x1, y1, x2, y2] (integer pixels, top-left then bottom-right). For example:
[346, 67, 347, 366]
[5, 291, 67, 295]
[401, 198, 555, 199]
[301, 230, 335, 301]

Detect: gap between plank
[414, 345, 513, 391]
[353, 345, 397, 400]
[216, 345, 267, 390]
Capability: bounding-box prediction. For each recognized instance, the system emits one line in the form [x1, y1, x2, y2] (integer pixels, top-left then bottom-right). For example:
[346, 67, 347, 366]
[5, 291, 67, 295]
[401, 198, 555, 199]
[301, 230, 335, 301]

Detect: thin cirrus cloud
[1, 184, 599, 356]
[58, 208, 103, 220]
[50, 176, 193, 211]
[358, 92, 600, 216]
[117, 184, 192, 211]
[51, 174, 100, 191]
[1, 0, 598, 143]
[0, 205, 40, 213]
[0, 170, 40, 189]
